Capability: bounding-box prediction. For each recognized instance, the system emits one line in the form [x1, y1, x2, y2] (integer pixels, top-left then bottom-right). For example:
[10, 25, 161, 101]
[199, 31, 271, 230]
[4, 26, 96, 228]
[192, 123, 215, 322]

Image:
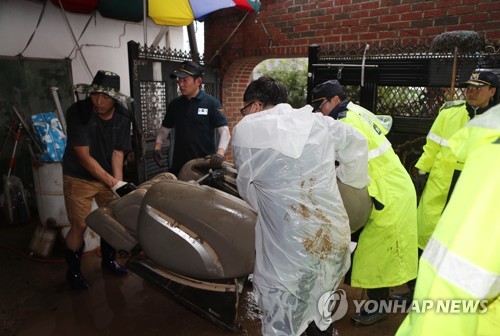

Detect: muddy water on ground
[1, 223, 406, 336]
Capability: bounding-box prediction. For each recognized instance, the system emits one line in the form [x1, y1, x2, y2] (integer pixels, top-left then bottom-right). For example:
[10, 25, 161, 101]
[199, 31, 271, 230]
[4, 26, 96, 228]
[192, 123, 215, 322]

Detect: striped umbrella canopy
[149, 0, 261, 26]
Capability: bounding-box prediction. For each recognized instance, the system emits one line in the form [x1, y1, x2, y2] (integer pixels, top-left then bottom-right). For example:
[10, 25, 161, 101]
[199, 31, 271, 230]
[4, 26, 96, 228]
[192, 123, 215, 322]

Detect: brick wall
[204, 0, 500, 162]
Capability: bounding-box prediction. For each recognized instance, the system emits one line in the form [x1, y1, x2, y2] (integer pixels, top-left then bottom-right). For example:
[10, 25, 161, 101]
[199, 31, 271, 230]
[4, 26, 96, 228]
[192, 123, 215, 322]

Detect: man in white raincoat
[232, 76, 369, 336]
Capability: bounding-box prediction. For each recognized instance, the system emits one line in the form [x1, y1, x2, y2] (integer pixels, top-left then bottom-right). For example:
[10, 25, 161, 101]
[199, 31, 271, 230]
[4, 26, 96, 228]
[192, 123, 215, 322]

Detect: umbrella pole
[187, 23, 200, 63]
[143, 0, 147, 46]
[449, 47, 458, 101]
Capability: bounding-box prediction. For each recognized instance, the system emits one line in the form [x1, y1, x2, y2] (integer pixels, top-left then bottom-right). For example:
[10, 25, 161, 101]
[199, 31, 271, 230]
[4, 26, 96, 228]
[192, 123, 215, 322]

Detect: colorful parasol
[148, 0, 261, 26]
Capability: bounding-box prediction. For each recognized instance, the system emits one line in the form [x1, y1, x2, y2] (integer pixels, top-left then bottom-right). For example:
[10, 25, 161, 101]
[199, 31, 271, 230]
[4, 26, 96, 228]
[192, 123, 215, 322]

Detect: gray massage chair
[87, 158, 371, 279]
[86, 159, 255, 280]
[86, 158, 372, 330]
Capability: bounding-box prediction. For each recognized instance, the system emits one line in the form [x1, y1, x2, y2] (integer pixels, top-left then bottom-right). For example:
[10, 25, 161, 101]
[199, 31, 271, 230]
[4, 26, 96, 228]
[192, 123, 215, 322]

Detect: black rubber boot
[303, 322, 335, 336]
[100, 239, 128, 276]
[65, 245, 90, 290]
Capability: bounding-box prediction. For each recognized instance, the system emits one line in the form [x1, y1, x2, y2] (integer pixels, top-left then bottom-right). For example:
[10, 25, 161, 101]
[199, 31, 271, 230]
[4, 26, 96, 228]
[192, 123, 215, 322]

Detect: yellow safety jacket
[415, 101, 471, 249]
[396, 107, 500, 336]
[341, 102, 418, 288]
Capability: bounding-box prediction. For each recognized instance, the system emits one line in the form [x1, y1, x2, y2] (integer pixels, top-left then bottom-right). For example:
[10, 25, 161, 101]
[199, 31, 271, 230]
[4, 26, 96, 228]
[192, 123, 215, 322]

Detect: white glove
[111, 181, 127, 197]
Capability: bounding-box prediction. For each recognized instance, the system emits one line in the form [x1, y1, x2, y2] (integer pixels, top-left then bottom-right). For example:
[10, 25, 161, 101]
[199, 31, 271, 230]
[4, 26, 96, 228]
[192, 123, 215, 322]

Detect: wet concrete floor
[1, 220, 407, 336]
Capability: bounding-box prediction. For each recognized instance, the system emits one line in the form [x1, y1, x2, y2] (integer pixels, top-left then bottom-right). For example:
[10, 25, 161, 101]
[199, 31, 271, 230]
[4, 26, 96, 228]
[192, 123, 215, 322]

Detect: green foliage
[255, 58, 308, 108]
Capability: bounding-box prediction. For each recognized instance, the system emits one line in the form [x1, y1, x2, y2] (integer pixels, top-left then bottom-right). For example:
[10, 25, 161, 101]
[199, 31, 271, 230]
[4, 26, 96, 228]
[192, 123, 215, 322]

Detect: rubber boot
[303, 322, 336, 336]
[100, 239, 128, 276]
[65, 245, 90, 290]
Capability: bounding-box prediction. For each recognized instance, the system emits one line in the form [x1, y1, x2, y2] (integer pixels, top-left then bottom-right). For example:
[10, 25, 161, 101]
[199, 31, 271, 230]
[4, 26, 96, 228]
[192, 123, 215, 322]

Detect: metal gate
[307, 43, 499, 180]
[127, 41, 220, 184]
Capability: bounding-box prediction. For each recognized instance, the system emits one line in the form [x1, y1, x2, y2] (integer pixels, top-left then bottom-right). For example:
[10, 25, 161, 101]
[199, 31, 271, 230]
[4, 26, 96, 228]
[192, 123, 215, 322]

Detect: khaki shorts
[63, 175, 116, 228]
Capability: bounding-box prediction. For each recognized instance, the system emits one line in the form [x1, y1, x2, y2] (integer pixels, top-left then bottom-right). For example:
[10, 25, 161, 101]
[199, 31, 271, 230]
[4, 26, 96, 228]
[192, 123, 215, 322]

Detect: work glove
[153, 149, 164, 167]
[209, 153, 224, 169]
[414, 172, 429, 196]
[111, 181, 137, 197]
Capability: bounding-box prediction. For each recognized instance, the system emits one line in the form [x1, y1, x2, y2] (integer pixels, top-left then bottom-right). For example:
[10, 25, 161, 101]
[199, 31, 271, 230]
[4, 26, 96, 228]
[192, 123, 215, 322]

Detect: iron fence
[308, 42, 499, 180]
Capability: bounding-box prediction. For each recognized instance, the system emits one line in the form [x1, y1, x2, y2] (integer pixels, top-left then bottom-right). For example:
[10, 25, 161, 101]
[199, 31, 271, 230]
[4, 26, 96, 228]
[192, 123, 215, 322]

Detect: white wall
[0, 0, 187, 97]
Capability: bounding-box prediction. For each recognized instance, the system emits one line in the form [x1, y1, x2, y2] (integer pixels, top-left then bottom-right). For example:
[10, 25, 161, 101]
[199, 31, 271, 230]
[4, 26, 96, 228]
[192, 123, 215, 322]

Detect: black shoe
[390, 290, 413, 308]
[66, 271, 90, 289]
[101, 260, 128, 276]
[351, 310, 387, 326]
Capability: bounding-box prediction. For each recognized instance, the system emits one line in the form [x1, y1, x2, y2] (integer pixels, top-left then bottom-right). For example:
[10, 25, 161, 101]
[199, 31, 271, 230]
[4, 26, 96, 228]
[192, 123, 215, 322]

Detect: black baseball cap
[311, 80, 345, 110]
[170, 61, 204, 79]
[465, 70, 499, 87]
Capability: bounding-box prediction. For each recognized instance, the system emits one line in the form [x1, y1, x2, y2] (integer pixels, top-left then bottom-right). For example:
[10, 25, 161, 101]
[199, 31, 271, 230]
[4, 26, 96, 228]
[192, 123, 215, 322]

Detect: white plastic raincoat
[232, 104, 369, 336]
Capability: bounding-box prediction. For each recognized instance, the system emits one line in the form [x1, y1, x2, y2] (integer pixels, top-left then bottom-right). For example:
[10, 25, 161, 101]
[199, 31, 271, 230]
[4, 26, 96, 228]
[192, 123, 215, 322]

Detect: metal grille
[316, 42, 499, 62]
[338, 85, 467, 118]
[309, 42, 498, 118]
[140, 81, 167, 139]
[317, 42, 433, 59]
[138, 44, 204, 63]
[376, 86, 467, 118]
[201, 82, 216, 97]
[344, 85, 360, 104]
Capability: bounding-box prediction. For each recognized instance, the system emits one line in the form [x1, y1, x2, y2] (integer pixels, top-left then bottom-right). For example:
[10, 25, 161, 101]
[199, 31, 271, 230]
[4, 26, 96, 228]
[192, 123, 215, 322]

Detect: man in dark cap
[63, 70, 134, 289]
[415, 70, 498, 255]
[153, 60, 230, 175]
[312, 79, 418, 326]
